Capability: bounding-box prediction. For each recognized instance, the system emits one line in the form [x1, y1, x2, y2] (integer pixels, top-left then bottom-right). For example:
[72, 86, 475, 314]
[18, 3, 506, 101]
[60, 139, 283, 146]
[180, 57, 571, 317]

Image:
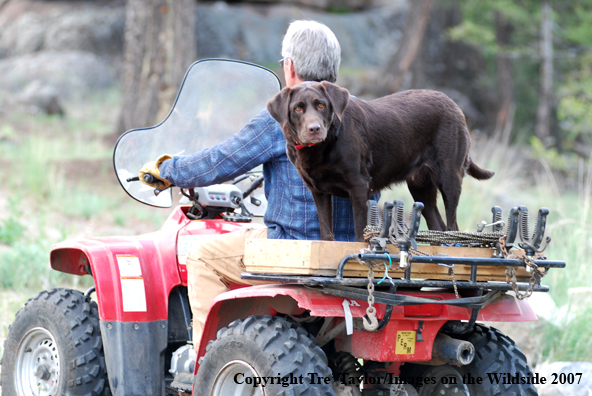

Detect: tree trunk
[383, 0, 433, 93]
[535, 2, 553, 146]
[493, 10, 514, 143]
[116, 0, 196, 136]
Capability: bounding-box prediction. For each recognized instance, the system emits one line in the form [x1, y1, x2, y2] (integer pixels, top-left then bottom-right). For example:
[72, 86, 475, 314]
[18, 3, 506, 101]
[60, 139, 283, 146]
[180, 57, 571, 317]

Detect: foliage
[556, 53, 592, 149]
[529, 137, 570, 170]
[443, 0, 592, 152]
[446, 0, 539, 54]
[0, 197, 26, 245]
[559, 2, 592, 46]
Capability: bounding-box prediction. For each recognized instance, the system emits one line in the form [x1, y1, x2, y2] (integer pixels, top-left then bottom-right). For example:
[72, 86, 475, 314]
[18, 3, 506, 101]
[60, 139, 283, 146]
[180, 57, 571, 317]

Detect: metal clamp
[389, 200, 423, 268]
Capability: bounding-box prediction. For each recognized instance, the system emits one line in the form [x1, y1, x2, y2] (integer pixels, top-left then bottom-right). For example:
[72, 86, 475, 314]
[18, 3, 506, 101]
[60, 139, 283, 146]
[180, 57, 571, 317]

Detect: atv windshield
[113, 59, 281, 207]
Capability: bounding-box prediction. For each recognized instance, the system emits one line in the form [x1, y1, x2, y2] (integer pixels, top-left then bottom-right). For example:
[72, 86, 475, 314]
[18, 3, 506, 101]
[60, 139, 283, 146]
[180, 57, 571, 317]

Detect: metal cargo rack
[242, 201, 567, 326]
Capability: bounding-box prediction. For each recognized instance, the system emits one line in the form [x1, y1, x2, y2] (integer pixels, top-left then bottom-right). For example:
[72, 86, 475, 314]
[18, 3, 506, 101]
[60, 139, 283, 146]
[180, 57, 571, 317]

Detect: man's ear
[319, 81, 349, 122]
[267, 87, 292, 127]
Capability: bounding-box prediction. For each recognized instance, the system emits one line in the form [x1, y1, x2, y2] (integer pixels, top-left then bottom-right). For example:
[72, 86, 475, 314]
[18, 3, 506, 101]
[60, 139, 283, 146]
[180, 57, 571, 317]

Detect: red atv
[1, 60, 565, 396]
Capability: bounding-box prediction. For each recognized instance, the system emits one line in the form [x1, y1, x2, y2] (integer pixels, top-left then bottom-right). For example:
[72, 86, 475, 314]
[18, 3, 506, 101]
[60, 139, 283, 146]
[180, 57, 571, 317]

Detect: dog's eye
[295, 106, 303, 113]
[318, 104, 325, 109]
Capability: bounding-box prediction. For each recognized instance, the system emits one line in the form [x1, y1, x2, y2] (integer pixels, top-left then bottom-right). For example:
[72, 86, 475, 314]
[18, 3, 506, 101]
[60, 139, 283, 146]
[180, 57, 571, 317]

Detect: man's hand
[139, 154, 173, 189]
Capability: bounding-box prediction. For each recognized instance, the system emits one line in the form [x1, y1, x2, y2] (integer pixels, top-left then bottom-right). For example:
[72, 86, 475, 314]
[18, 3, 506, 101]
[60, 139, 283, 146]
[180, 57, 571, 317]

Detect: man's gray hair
[281, 20, 341, 83]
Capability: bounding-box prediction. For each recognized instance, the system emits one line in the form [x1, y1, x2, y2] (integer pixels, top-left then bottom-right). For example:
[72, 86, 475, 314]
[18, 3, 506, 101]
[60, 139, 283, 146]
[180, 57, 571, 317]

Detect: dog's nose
[308, 123, 321, 135]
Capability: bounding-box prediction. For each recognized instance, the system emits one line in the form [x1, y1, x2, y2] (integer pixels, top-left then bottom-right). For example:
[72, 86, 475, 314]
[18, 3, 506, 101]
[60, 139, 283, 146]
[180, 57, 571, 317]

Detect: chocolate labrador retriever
[267, 81, 494, 242]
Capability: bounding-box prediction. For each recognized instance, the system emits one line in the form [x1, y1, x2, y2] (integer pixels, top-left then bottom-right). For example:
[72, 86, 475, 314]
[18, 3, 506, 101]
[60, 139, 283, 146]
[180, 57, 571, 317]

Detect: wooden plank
[244, 239, 530, 281]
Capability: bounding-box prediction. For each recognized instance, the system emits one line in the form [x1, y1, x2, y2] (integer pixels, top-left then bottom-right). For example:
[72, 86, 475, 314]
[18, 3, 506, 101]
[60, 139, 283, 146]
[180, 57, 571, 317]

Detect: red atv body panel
[198, 284, 536, 364]
[50, 206, 250, 322]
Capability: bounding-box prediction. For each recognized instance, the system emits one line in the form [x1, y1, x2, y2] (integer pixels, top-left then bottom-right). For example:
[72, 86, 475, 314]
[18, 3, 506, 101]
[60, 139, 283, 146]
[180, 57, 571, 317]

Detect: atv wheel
[401, 324, 537, 396]
[194, 315, 335, 396]
[461, 324, 538, 395]
[1, 288, 109, 396]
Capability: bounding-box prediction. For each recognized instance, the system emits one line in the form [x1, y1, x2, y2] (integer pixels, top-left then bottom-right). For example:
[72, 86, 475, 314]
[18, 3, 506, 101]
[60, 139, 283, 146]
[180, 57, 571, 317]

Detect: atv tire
[194, 315, 336, 396]
[401, 324, 537, 396]
[461, 324, 538, 395]
[1, 288, 110, 396]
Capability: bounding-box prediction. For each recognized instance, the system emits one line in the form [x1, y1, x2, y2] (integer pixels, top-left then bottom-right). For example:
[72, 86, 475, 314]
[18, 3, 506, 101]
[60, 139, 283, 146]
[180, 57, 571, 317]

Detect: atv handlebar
[126, 174, 172, 196]
[126, 174, 160, 185]
[126, 172, 264, 208]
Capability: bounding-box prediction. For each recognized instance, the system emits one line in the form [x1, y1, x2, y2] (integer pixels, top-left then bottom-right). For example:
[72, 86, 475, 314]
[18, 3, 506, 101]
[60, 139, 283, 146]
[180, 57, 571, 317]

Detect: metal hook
[363, 307, 379, 331]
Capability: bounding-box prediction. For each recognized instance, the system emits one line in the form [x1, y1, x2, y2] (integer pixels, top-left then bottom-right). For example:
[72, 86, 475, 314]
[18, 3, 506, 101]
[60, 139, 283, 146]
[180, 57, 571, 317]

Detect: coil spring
[493, 210, 502, 224]
[368, 202, 380, 227]
[392, 200, 406, 237]
[505, 212, 513, 235]
[532, 214, 541, 241]
[520, 207, 530, 242]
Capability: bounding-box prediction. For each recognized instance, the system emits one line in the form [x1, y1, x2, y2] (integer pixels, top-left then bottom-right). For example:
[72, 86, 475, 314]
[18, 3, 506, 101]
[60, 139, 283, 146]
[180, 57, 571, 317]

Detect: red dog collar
[295, 143, 316, 150]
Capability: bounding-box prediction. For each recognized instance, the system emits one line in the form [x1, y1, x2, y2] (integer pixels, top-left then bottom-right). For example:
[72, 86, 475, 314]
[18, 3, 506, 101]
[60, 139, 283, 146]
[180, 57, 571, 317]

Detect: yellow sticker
[395, 331, 416, 355]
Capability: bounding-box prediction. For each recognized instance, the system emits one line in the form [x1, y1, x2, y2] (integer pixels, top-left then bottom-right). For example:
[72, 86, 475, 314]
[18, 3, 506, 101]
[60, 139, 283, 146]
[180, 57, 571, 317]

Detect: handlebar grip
[126, 176, 140, 182]
[143, 173, 156, 184]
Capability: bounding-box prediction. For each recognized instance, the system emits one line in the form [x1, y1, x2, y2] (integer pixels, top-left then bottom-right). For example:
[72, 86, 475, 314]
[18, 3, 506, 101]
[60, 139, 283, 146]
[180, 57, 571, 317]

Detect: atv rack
[241, 251, 565, 292]
[243, 202, 565, 318]
[242, 250, 565, 335]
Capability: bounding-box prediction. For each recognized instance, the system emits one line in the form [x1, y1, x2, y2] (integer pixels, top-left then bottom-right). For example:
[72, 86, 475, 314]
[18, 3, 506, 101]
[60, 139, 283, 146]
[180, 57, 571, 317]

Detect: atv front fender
[50, 232, 181, 322]
[49, 208, 188, 396]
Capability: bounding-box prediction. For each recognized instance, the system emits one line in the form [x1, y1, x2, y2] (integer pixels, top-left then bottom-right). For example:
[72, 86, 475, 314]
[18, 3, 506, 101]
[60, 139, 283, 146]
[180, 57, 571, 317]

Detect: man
[139, 20, 356, 354]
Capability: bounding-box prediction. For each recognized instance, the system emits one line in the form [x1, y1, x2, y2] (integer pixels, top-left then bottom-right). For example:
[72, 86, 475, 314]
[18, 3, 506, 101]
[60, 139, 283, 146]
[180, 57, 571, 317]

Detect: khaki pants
[186, 227, 268, 352]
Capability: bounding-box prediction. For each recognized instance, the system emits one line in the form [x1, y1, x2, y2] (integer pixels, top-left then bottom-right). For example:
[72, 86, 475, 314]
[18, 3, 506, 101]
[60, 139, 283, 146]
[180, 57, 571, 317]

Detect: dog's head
[267, 81, 350, 146]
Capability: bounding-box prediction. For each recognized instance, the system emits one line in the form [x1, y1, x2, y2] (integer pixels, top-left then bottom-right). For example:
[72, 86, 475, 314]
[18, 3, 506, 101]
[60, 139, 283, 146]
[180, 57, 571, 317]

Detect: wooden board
[244, 239, 530, 282]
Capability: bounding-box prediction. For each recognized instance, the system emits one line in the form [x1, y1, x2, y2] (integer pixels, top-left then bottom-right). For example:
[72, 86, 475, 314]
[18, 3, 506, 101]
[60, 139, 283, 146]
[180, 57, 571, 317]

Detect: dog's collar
[295, 143, 316, 150]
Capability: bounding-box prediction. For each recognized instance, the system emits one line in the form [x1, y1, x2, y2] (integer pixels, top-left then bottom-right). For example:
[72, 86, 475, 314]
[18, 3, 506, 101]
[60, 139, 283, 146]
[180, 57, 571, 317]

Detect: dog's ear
[319, 81, 349, 122]
[267, 87, 292, 127]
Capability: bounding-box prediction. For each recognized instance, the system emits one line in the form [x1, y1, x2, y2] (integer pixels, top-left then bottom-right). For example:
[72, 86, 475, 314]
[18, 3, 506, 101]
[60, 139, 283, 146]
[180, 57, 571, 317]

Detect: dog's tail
[466, 157, 495, 180]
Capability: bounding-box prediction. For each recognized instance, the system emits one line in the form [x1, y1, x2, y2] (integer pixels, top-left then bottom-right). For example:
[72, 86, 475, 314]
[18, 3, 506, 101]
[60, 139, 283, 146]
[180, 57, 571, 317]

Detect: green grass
[540, 307, 592, 362]
[0, 197, 26, 245]
[0, 88, 123, 292]
[0, 240, 60, 289]
[0, 216, 25, 245]
[52, 184, 112, 219]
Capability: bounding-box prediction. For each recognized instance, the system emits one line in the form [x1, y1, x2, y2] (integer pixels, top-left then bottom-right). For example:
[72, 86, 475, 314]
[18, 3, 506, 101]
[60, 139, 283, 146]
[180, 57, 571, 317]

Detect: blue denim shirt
[160, 109, 356, 241]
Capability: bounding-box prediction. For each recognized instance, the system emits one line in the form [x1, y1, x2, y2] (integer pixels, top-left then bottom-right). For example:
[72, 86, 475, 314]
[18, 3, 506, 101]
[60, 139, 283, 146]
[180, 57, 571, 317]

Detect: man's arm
[160, 110, 280, 188]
